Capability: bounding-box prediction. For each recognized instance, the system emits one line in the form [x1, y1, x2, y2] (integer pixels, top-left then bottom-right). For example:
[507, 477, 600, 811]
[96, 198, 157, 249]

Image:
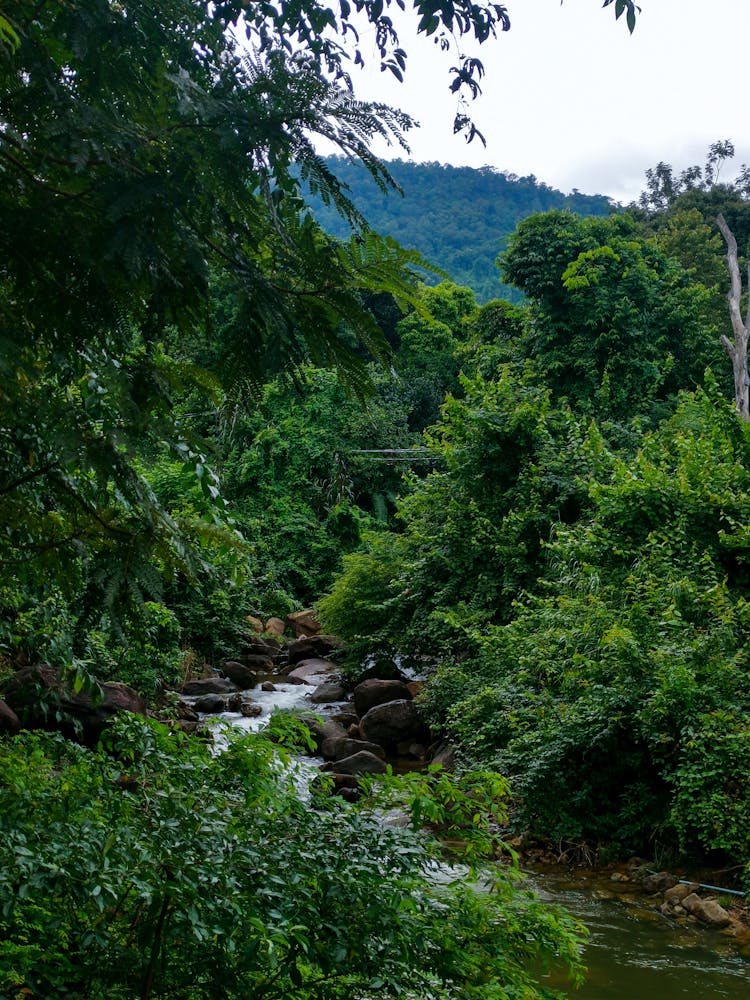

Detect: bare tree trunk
[717, 213, 750, 421]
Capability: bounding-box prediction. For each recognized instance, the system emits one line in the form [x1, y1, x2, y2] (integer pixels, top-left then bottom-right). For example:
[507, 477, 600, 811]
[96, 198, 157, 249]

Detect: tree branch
[721, 333, 736, 360]
[0, 461, 59, 496]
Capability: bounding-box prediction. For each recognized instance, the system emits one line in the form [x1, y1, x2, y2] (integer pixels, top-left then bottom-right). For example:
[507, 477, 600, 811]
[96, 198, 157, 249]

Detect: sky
[335, 0, 750, 205]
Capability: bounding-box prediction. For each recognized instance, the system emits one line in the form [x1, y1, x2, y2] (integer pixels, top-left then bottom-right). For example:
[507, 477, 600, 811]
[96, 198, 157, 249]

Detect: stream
[531, 870, 750, 998]
[198, 679, 750, 999]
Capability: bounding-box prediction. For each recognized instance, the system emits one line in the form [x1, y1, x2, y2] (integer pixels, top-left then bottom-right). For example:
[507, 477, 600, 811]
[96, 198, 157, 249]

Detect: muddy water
[530, 871, 750, 998]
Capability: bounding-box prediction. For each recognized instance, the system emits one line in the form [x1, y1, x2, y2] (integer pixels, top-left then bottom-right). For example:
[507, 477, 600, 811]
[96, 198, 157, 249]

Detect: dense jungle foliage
[0, 0, 646, 997]
[321, 153, 750, 868]
[4, 0, 750, 995]
[0, 716, 586, 999]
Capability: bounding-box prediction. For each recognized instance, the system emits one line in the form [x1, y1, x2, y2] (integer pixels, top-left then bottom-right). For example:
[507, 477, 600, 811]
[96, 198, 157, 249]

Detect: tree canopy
[0, 0, 422, 666]
[0, 0, 644, 673]
[500, 211, 722, 421]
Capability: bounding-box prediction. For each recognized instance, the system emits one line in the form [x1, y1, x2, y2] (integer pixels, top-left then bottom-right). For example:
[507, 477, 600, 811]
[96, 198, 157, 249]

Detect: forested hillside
[308, 158, 614, 301]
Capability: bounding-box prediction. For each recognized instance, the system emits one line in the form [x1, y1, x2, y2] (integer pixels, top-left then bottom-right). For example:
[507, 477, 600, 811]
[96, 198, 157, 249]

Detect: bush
[0, 717, 584, 999]
[420, 387, 750, 859]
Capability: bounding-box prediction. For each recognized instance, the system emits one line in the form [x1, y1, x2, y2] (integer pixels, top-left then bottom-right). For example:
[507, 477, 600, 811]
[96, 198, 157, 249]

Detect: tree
[419, 384, 750, 857]
[394, 282, 478, 429]
[319, 366, 603, 662]
[0, 0, 641, 669]
[0, 0, 424, 667]
[633, 143, 750, 421]
[637, 140, 746, 213]
[500, 212, 719, 422]
[634, 141, 750, 259]
[717, 213, 750, 420]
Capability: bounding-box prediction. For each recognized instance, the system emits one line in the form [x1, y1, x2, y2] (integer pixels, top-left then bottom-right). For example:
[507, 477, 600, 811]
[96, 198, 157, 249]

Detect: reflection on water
[530, 873, 750, 998]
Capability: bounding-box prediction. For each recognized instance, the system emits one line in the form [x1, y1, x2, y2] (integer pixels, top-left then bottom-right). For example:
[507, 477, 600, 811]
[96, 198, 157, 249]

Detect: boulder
[171, 699, 199, 722]
[332, 710, 359, 729]
[180, 676, 238, 696]
[309, 682, 347, 704]
[299, 715, 347, 751]
[288, 635, 342, 666]
[285, 658, 336, 684]
[100, 682, 146, 714]
[337, 786, 360, 803]
[353, 678, 412, 717]
[681, 893, 732, 928]
[663, 883, 695, 905]
[642, 871, 678, 894]
[360, 699, 426, 749]
[1, 664, 146, 744]
[430, 742, 456, 771]
[696, 899, 733, 928]
[321, 750, 388, 775]
[328, 774, 359, 790]
[264, 617, 286, 636]
[244, 615, 264, 634]
[194, 694, 226, 714]
[286, 608, 322, 637]
[320, 736, 386, 762]
[354, 658, 405, 683]
[241, 642, 281, 659]
[261, 681, 276, 692]
[221, 661, 262, 689]
[1, 663, 66, 711]
[312, 772, 360, 802]
[0, 698, 20, 734]
[173, 719, 199, 735]
[235, 653, 275, 672]
[240, 702, 263, 718]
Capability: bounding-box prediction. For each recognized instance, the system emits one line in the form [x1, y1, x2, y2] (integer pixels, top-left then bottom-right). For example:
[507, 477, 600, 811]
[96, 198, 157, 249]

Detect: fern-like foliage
[0, 0, 433, 665]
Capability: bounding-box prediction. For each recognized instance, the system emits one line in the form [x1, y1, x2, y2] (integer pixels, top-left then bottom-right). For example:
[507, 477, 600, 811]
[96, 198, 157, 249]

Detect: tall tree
[500, 212, 719, 422]
[0, 0, 423, 661]
[634, 143, 750, 421]
[717, 213, 750, 421]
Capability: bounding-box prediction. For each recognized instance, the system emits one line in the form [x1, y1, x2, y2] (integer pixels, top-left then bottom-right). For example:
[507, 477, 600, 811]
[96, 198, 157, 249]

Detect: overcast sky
[338, 0, 750, 204]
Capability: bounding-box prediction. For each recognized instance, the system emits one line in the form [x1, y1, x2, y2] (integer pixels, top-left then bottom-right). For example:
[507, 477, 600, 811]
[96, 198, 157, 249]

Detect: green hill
[309, 157, 614, 302]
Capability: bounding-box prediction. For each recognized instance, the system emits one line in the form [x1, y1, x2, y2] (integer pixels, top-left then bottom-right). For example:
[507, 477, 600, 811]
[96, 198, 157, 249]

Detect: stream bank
[187, 629, 750, 997]
[529, 867, 750, 998]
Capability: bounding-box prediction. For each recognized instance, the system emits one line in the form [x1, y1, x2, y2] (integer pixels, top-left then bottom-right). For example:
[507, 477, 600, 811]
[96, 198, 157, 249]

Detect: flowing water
[530, 871, 750, 998]
[200, 681, 750, 998]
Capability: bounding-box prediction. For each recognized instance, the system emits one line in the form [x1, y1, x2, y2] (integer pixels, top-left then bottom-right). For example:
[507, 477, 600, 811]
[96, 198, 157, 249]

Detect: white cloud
[335, 0, 750, 203]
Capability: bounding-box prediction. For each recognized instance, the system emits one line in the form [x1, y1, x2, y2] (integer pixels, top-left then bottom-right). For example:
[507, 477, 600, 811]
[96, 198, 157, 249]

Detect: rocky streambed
[174, 630, 442, 797]
[3, 615, 750, 995]
[173, 627, 750, 950]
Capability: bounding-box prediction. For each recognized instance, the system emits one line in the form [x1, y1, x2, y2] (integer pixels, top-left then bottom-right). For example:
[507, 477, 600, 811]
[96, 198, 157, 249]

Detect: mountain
[309, 157, 615, 302]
